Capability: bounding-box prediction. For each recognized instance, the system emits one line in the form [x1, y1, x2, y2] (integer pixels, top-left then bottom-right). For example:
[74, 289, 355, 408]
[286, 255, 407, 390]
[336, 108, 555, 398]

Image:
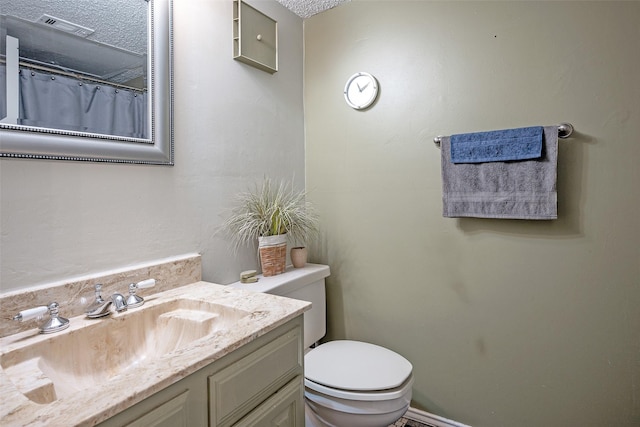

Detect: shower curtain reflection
[16, 67, 147, 139]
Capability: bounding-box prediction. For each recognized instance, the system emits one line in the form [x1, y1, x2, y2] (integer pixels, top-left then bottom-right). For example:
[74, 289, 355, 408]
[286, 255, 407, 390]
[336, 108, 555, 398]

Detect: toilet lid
[304, 340, 413, 392]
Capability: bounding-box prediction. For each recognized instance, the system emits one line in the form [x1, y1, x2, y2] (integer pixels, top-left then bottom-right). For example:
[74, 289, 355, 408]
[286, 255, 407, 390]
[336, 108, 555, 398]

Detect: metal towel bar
[433, 123, 574, 147]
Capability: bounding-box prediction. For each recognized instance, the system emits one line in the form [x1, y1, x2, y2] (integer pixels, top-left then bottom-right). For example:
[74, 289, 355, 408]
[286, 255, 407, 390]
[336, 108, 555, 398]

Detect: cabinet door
[124, 390, 190, 427]
[233, 378, 304, 427]
[209, 326, 302, 426]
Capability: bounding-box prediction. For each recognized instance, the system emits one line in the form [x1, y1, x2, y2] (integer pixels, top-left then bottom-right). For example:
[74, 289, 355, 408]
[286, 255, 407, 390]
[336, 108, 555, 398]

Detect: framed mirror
[0, 0, 173, 165]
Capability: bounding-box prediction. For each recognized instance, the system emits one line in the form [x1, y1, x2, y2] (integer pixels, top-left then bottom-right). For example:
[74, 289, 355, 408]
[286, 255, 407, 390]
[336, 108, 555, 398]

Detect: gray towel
[441, 125, 558, 220]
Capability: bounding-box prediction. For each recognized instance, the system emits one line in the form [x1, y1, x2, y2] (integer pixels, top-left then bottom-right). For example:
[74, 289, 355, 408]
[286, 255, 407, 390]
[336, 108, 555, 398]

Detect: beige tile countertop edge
[0, 281, 310, 427]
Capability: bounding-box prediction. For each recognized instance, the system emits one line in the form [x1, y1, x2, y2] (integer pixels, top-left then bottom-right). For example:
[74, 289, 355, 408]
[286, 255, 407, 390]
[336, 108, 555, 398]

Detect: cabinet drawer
[209, 326, 302, 427]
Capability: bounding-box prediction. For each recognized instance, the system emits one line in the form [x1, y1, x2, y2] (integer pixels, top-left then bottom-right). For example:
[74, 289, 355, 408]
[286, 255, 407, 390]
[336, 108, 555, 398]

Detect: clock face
[344, 72, 379, 110]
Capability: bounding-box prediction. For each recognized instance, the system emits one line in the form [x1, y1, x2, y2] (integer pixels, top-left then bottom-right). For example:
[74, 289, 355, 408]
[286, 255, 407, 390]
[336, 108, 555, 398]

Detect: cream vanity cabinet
[97, 316, 304, 427]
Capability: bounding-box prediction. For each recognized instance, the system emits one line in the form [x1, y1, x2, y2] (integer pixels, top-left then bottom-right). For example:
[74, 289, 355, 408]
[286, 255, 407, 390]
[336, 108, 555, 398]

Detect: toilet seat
[305, 374, 414, 401]
[304, 340, 413, 401]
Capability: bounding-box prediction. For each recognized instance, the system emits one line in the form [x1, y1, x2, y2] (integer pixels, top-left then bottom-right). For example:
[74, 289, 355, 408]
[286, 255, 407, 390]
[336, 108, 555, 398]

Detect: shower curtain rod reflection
[0, 57, 146, 93]
[432, 123, 574, 148]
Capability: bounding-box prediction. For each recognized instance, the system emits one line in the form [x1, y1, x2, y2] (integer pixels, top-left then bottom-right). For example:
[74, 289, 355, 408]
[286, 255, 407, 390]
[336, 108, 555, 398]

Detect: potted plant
[223, 177, 319, 275]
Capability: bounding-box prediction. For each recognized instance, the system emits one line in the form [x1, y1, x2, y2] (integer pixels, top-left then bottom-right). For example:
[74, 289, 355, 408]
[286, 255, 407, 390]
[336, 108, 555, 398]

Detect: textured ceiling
[0, 0, 146, 85]
[275, 0, 350, 18]
[0, 0, 146, 54]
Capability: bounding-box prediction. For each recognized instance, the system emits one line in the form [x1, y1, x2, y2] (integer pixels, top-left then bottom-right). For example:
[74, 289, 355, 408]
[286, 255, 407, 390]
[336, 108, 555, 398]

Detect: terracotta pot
[290, 247, 308, 268]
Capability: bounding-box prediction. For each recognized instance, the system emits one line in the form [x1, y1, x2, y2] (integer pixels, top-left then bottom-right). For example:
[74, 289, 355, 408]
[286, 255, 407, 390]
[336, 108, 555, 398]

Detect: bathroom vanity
[0, 281, 309, 426]
[98, 315, 304, 427]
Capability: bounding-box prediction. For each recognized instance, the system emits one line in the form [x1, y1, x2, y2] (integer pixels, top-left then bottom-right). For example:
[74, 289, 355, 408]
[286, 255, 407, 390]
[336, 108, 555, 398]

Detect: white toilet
[230, 264, 413, 427]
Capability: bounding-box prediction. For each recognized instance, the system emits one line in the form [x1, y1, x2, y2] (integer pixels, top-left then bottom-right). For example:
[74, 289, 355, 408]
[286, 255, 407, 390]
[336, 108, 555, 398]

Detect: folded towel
[441, 125, 558, 220]
[451, 126, 543, 163]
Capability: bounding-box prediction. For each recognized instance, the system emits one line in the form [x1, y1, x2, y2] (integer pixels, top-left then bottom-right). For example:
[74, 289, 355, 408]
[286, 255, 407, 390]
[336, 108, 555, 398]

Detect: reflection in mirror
[0, 0, 173, 165]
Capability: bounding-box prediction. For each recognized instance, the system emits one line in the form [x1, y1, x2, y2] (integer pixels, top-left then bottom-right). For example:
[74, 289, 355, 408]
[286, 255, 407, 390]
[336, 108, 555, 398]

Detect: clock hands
[356, 81, 370, 93]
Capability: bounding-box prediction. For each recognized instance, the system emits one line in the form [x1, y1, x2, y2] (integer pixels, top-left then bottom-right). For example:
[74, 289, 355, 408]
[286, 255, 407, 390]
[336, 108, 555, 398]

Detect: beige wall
[0, 0, 304, 292]
[304, 1, 639, 426]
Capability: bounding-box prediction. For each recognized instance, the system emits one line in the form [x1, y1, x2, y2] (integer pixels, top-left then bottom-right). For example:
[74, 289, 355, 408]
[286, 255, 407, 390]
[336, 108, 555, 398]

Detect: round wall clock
[344, 72, 379, 110]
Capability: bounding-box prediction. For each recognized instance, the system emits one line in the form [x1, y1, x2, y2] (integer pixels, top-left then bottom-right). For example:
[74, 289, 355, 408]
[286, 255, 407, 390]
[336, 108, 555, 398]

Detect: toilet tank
[228, 263, 330, 349]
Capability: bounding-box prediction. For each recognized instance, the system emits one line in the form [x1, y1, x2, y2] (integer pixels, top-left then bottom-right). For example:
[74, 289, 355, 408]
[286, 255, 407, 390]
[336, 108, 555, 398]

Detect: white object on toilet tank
[228, 263, 330, 349]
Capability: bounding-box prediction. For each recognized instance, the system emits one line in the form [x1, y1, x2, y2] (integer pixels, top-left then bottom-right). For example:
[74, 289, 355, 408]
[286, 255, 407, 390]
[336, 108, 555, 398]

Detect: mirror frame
[0, 0, 174, 165]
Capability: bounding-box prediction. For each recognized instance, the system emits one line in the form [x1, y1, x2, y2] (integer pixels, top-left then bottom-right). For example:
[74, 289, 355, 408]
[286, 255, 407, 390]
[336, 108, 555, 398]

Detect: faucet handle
[41, 302, 70, 334]
[136, 279, 156, 289]
[126, 279, 156, 309]
[13, 306, 49, 322]
[14, 302, 70, 334]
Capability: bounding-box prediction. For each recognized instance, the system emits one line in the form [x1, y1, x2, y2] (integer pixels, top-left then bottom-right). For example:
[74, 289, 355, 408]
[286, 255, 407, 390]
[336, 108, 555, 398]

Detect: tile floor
[389, 417, 436, 427]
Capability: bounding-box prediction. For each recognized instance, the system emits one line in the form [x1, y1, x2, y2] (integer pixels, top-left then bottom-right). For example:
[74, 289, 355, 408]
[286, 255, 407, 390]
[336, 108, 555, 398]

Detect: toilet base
[304, 391, 410, 427]
[305, 402, 327, 427]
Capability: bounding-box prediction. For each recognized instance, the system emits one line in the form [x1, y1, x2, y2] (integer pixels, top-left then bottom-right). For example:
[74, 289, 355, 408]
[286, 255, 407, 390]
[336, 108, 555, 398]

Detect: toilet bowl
[229, 264, 413, 427]
[304, 340, 413, 427]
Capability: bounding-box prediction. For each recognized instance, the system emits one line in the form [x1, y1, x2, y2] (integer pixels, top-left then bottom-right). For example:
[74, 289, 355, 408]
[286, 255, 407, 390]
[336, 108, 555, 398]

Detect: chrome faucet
[85, 279, 155, 318]
[111, 293, 128, 312]
[85, 284, 129, 318]
[14, 302, 70, 334]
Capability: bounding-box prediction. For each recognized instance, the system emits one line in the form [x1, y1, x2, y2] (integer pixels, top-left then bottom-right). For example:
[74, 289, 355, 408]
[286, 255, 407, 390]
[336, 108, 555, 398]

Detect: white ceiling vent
[35, 14, 95, 38]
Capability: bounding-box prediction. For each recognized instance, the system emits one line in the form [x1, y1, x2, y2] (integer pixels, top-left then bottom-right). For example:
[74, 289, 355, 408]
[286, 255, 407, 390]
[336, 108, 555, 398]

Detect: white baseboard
[404, 407, 472, 427]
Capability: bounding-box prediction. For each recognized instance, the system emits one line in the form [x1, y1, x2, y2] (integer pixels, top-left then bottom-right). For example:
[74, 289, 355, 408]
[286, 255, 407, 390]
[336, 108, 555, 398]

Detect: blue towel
[451, 126, 543, 164]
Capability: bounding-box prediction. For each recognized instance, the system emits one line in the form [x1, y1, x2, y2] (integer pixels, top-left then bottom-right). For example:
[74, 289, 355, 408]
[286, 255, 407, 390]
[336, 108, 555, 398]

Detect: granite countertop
[0, 281, 310, 427]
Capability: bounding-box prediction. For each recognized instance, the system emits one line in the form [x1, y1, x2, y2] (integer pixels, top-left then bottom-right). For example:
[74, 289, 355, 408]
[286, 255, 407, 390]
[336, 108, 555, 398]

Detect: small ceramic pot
[290, 247, 308, 268]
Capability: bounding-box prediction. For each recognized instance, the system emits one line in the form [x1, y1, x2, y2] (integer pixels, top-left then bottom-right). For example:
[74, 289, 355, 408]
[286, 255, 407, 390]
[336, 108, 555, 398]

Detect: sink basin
[0, 298, 251, 404]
